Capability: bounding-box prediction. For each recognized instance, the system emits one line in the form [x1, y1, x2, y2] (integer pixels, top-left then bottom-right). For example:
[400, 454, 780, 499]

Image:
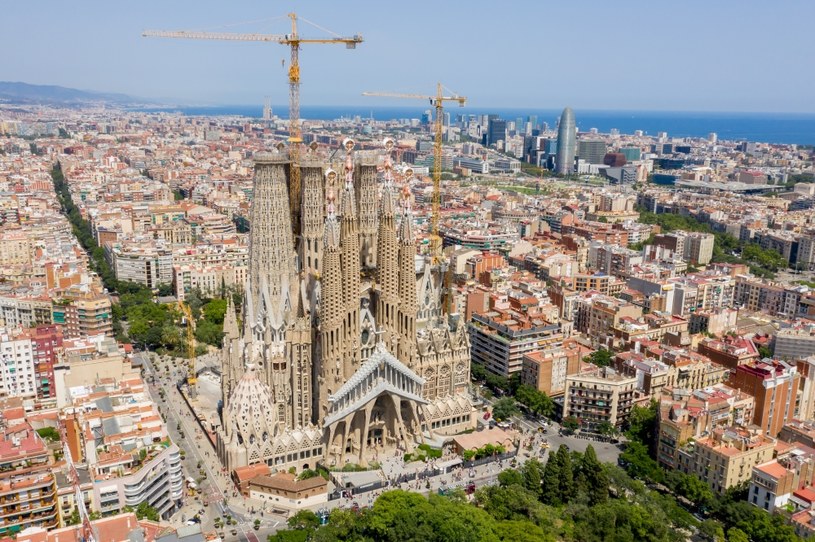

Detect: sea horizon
[135, 104, 815, 146]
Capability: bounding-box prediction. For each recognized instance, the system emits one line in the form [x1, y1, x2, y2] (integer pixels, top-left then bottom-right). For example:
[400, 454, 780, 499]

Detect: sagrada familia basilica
[215, 140, 475, 471]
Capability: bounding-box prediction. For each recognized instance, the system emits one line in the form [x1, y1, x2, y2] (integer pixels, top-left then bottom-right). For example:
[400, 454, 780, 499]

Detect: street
[138, 352, 283, 540]
[135, 352, 622, 540]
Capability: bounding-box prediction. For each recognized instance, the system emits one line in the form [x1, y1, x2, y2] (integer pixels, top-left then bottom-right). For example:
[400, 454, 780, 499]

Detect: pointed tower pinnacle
[318, 187, 344, 420]
[397, 184, 418, 366]
[340, 148, 361, 378]
[375, 152, 400, 352]
[223, 295, 239, 340]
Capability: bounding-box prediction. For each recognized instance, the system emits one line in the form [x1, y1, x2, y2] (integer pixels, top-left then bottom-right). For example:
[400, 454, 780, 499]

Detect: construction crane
[363, 84, 466, 263]
[177, 301, 197, 396]
[144, 13, 363, 237]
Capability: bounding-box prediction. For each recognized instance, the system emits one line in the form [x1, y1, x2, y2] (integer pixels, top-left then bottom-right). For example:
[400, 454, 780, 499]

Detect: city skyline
[3, 0, 815, 113]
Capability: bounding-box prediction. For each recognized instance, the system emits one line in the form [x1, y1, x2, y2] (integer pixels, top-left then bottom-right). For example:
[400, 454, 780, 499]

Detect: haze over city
[3, 0, 815, 112]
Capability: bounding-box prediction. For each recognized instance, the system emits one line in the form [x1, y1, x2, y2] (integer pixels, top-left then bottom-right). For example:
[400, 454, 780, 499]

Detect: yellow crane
[362, 84, 466, 262]
[144, 13, 363, 236]
[177, 301, 197, 394]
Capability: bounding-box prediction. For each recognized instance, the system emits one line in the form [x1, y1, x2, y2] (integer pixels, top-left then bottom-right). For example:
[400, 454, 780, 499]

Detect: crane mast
[178, 301, 197, 397]
[362, 84, 466, 262]
[144, 13, 362, 239]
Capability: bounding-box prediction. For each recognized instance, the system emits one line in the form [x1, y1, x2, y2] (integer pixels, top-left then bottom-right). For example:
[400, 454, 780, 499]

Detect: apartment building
[52, 290, 113, 339]
[616, 349, 728, 398]
[0, 423, 59, 536]
[687, 307, 738, 336]
[612, 312, 689, 348]
[654, 232, 715, 266]
[0, 296, 52, 329]
[14, 512, 161, 542]
[469, 309, 562, 378]
[0, 327, 38, 399]
[696, 335, 760, 370]
[657, 385, 754, 470]
[780, 420, 815, 449]
[587, 243, 642, 277]
[728, 359, 800, 438]
[173, 264, 247, 302]
[562, 366, 637, 430]
[575, 294, 642, 348]
[734, 276, 812, 317]
[0, 232, 32, 266]
[749, 446, 815, 513]
[521, 347, 580, 397]
[107, 243, 173, 289]
[681, 427, 775, 494]
[68, 376, 184, 519]
[29, 325, 62, 400]
[775, 325, 815, 361]
[571, 273, 626, 296]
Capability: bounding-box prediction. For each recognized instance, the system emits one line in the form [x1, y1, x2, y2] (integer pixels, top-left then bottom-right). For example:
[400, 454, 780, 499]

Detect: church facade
[216, 141, 475, 471]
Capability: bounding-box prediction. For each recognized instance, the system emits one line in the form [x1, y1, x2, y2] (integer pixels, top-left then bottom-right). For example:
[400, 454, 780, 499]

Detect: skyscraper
[578, 139, 607, 165]
[555, 107, 576, 174]
[486, 118, 507, 147]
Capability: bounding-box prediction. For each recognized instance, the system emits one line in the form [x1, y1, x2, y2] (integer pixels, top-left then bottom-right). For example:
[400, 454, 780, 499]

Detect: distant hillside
[0, 81, 146, 106]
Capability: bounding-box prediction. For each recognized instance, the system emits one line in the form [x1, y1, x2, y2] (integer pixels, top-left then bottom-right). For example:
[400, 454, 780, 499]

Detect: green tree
[578, 445, 609, 505]
[471, 363, 487, 382]
[514, 385, 554, 417]
[496, 520, 553, 542]
[572, 498, 669, 542]
[491, 397, 519, 421]
[726, 528, 749, 542]
[595, 420, 616, 437]
[195, 319, 224, 348]
[584, 349, 613, 367]
[520, 458, 544, 498]
[135, 501, 159, 521]
[665, 470, 715, 511]
[625, 400, 658, 450]
[555, 445, 575, 504]
[157, 283, 174, 297]
[475, 485, 542, 522]
[498, 469, 524, 487]
[67, 507, 80, 526]
[287, 510, 320, 530]
[202, 298, 227, 324]
[36, 427, 60, 442]
[364, 490, 435, 541]
[541, 451, 561, 506]
[699, 518, 725, 542]
[425, 493, 501, 542]
[619, 441, 663, 483]
[561, 416, 580, 432]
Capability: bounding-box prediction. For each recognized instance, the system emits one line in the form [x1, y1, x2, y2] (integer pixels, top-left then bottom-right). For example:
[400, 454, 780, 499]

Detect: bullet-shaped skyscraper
[555, 107, 576, 174]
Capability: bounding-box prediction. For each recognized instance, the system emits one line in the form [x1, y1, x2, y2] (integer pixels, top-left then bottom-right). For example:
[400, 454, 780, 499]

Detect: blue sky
[3, 0, 814, 112]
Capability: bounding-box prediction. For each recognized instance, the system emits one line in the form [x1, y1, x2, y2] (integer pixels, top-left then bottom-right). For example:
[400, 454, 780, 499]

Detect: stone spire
[340, 151, 361, 379]
[300, 163, 325, 276]
[223, 295, 239, 340]
[245, 152, 298, 341]
[318, 187, 344, 420]
[397, 185, 418, 366]
[375, 157, 400, 353]
[220, 363, 278, 468]
[220, 295, 242, 407]
[355, 160, 379, 269]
